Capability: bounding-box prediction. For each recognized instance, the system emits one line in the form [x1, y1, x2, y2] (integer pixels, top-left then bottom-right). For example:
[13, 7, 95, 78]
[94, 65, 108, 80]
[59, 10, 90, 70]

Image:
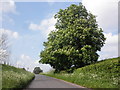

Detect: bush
[33, 67, 43, 74]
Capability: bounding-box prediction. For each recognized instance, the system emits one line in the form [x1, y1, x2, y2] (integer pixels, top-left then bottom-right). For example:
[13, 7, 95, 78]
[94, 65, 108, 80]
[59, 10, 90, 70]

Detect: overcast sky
[0, 0, 119, 72]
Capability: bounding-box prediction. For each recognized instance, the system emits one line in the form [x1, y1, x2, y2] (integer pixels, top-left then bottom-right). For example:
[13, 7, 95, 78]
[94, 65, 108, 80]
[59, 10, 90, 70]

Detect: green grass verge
[42, 57, 120, 89]
[2, 64, 35, 89]
[0, 64, 2, 90]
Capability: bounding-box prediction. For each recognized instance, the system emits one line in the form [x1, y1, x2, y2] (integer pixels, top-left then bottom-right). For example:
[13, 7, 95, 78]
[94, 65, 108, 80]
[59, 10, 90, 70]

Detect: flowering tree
[40, 3, 106, 73]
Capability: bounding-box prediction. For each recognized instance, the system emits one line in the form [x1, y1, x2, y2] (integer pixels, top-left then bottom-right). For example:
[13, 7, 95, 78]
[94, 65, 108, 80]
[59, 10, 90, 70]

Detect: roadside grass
[2, 64, 35, 89]
[42, 57, 120, 88]
[0, 64, 2, 90]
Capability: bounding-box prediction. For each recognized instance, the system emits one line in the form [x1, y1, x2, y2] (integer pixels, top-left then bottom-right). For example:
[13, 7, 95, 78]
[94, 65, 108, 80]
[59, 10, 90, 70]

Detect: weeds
[43, 57, 119, 88]
[2, 64, 35, 89]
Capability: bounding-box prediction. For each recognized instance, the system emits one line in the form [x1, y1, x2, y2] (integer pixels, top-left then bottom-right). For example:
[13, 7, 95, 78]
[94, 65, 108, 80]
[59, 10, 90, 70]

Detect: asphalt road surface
[25, 74, 89, 89]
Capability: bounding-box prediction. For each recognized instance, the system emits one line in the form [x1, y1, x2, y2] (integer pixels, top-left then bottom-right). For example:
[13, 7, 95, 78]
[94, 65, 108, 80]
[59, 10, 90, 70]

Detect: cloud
[16, 54, 33, 70]
[0, 28, 19, 39]
[0, 0, 16, 14]
[82, 0, 118, 33]
[16, 54, 52, 72]
[98, 33, 118, 60]
[46, 0, 56, 6]
[2, 15, 15, 25]
[29, 15, 57, 36]
[82, 0, 118, 59]
[0, 0, 18, 26]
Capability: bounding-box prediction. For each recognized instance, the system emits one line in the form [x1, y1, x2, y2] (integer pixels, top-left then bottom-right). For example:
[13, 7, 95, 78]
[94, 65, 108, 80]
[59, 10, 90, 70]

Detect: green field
[2, 64, 35, 89]
[43, 57, 120, 88]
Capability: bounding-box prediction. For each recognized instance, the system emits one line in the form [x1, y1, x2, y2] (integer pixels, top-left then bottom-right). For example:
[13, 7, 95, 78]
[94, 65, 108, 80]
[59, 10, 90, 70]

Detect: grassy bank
[2, 64, 35, 89]
[43, 57, 119, 88]
[0, 64, 2, 90]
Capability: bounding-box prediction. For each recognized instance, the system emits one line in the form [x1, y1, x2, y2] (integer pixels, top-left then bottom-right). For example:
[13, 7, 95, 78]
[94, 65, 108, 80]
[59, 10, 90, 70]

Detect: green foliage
[2, 64, 35, 89]
[40, 3, 106, 72]
[33, 67, 43, 74]
[43, 57, 120, 88]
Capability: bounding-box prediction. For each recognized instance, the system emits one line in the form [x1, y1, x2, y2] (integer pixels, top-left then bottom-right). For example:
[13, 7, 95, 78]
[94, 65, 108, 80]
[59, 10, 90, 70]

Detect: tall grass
[43, 57, 119, 88]
[2, 64, 35, 89]
[0, 64, 2, 90]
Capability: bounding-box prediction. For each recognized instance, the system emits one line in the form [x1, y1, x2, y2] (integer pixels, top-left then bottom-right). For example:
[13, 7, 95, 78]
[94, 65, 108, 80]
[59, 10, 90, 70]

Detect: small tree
[33, 67, 43, 74]
[0, 32, 10, 64]
[40, 3, 106, 73]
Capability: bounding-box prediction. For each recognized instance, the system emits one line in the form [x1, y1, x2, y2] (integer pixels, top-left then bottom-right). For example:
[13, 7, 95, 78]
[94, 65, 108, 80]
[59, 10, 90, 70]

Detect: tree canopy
[39, 3, 106, 73]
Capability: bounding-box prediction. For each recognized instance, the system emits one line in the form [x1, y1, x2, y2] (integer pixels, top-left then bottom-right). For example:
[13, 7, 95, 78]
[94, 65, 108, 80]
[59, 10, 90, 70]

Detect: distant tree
[0, 32, 10, 64]
[22, 68, 26, 71]
[33, 67, 43, 74]
[39, 3, 106, 73]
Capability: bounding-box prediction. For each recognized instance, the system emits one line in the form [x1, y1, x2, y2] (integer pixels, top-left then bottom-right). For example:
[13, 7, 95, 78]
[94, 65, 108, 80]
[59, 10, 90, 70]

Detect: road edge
[41, 74, 91, 89]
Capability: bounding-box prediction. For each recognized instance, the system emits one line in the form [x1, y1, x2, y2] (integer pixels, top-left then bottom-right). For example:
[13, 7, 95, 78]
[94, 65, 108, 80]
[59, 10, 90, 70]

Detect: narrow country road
[24, 74, 88, 89]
